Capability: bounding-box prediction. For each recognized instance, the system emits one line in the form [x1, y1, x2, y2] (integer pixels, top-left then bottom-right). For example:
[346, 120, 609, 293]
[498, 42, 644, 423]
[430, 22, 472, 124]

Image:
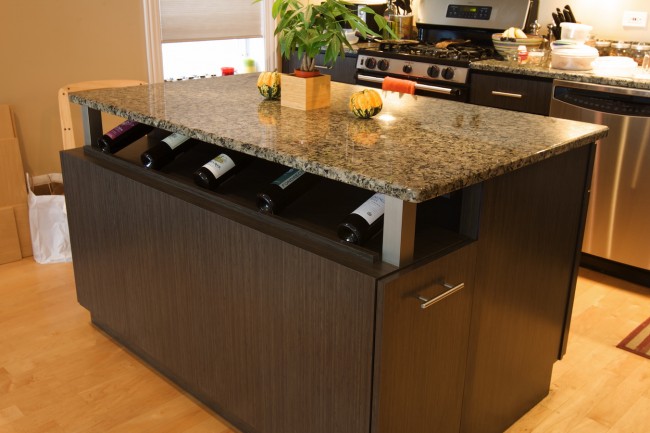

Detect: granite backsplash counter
[471, 59, 650, 90]
[69, 74, 607, 203]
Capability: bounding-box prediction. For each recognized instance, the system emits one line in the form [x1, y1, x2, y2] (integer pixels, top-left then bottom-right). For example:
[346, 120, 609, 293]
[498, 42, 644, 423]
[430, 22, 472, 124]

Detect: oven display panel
[446, 5, 492, 20]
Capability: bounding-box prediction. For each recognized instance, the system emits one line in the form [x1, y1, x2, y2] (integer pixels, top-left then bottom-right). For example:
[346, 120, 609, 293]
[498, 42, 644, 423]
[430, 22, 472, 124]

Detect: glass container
[595, 40, 611, 56]
[631, 43, 650, 66]
[609, 41, 631, 57]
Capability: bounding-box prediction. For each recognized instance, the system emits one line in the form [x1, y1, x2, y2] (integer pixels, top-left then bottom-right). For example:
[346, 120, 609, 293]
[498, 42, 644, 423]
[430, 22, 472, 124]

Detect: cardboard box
[0, 137, 27, 207]
[0, 206, 22, 264]
[0, 104, 32, 259]
[13, 203, 32, 257]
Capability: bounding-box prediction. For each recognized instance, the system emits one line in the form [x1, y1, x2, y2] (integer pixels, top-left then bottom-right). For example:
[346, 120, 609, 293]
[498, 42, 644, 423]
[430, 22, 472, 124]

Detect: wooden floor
[1, 258, 649, 433]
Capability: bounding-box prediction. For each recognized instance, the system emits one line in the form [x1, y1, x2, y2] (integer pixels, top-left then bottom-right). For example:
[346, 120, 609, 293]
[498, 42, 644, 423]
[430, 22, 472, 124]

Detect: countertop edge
[69, 82, 609, 203]
[470, 60, 650, 90]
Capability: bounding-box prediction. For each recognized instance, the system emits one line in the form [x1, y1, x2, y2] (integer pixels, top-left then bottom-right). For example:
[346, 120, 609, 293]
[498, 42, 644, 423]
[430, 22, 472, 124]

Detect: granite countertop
[471, 59, 650, 90]
[69, 74, 607, 203]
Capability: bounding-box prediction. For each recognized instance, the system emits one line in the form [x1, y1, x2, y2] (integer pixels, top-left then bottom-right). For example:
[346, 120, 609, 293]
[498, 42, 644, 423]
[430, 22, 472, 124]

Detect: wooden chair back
[58, 80, 146, 150]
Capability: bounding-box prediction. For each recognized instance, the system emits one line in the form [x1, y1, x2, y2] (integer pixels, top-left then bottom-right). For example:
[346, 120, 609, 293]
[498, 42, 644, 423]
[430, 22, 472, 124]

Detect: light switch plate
[622, 10, 648, 28]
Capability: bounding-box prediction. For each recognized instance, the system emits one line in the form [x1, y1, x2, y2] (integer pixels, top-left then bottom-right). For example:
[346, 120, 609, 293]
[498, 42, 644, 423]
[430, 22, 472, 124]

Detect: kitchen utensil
[562, 8, 574, 23]
[565, 5, 576, 23]
[362, 34, 419, 46]
[552, 12, 561, 27]
[394, 0, 412, 15]
[551, 14, 562, 40]
[556, 8, 565, 23]
[435, 39, 471, 49]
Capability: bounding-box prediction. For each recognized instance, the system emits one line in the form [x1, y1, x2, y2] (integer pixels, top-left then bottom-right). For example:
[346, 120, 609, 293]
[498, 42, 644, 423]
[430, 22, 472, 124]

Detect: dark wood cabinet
[372, 244, 477, 433]
[469, 70, 553, 115]
[61, 130, 593, 433]
[281, 53, 358, 84]
[461, 143, 593, 432]
[63, 150, 378, 433]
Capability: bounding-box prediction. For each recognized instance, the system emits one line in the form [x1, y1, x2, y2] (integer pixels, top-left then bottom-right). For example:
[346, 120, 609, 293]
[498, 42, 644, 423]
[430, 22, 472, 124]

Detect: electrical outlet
[622, 10, 648, 28]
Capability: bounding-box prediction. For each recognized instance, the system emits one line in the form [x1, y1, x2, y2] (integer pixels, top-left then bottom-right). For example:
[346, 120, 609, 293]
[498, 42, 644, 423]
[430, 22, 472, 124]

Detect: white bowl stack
[551, 23, 598, 70]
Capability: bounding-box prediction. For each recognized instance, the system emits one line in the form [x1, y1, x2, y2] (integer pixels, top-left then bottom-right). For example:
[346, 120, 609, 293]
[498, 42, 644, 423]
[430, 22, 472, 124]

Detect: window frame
[141, 0, 276, 83]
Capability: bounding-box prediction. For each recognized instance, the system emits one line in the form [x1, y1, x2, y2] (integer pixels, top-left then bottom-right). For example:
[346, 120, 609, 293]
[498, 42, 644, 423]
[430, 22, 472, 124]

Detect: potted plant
[257, 0, 395, 110]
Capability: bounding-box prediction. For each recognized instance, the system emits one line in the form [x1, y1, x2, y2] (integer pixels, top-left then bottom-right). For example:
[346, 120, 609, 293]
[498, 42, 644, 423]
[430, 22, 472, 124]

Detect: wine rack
[88, 126, 480, 270]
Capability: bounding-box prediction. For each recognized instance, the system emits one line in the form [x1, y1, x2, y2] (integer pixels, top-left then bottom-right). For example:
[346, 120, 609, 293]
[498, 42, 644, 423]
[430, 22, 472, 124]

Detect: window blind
[160, 0, 263, 43]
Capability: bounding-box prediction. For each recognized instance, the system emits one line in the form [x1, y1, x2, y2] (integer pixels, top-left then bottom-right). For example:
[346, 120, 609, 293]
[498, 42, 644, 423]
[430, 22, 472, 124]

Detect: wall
[0, 0, 148, 176]
[538, 0, 650, 41]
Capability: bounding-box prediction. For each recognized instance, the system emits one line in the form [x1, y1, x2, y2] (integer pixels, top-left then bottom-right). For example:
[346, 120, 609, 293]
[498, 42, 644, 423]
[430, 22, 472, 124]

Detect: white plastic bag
[26, 173, 72, 264]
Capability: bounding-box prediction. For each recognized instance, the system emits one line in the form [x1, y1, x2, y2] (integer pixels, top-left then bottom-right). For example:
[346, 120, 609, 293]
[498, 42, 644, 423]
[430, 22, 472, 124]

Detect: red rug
[617, 317, 650, 360]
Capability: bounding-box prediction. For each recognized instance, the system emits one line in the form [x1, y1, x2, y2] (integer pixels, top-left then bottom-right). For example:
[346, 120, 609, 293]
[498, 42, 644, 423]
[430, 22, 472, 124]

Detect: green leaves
[257, 0, 397, 72]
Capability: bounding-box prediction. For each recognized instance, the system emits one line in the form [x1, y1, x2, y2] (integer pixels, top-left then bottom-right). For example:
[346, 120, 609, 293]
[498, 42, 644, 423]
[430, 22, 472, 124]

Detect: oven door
[356, 71, 468, 101]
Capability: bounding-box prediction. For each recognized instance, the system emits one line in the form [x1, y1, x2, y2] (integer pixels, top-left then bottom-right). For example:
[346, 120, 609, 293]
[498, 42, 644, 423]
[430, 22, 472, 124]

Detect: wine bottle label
[105, 120, 137, 139]
[272, 168, 305, 190]
[203, 154, 235, 179]
[352, 193, 385, 225]
[162, 132, 190, 150]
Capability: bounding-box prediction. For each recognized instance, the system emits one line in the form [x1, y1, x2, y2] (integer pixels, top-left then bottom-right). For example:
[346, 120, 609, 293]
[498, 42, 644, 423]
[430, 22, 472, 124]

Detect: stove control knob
[378, 59, 390, 71]
[427, 65, 440, 78]
[442, 67, 455, 80]
[402, 64, 413, 74]
[364, 57, 377, 69]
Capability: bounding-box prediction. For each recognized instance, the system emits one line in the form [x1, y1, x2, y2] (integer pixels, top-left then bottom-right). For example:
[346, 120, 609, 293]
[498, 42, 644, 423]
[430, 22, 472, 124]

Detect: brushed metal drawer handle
[417, 282, 465, 309]
[491, 91, 523, 99]
[314, 65, 330, 70]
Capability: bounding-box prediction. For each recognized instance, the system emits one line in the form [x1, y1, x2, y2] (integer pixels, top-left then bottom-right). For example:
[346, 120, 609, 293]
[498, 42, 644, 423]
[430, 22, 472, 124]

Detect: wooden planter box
[281, 73, 331, 111]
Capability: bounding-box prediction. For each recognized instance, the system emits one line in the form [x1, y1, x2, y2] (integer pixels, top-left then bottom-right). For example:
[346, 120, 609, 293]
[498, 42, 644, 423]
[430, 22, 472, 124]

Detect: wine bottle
[337, 193, 385, 245]
[97, 120, 153, 154]
[193, 151, 252, 191]
[256, 168, 319, 214]
[141, 132, 194, 169]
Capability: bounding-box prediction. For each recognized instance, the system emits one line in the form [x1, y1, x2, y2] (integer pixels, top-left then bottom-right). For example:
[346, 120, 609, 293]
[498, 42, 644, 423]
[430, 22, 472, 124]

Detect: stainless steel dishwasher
[550, 79, 650, 285]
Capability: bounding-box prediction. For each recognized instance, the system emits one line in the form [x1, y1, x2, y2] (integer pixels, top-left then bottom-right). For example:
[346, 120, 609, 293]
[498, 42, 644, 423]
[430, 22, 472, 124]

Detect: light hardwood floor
[1, 258, 649, 433]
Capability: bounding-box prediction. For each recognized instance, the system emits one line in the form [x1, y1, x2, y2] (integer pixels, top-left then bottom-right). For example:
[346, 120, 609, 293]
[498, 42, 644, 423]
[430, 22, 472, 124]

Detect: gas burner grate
[372, 43, 495, 62]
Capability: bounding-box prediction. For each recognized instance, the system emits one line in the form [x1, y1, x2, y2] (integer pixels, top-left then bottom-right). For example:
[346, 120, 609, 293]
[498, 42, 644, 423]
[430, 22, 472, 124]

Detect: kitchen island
[63, 75, 607, 433]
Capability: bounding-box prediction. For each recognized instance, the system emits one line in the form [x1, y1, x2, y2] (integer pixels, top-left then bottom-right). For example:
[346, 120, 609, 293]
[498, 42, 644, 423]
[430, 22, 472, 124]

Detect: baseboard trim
[580, 253, 650, 288]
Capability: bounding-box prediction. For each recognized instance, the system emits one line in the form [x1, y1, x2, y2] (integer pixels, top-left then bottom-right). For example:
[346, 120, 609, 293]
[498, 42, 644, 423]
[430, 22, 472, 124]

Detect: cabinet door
[372, 244, 477, 433]
[470, 71, 552, 115]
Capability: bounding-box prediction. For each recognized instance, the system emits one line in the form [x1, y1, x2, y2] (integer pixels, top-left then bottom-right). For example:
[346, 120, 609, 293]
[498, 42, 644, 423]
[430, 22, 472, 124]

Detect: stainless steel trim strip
[552, 79, 650, 98]
[381, 195, 417, 266]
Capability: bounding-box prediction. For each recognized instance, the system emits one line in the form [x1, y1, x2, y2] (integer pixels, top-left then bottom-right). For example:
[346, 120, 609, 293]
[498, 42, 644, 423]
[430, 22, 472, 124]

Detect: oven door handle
[357, 74, 455, 95]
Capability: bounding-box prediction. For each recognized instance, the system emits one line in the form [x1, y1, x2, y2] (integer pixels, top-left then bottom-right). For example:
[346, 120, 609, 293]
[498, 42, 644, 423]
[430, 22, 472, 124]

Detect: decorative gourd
[349, 89, 382, 119]
[257, 71, 281, 100]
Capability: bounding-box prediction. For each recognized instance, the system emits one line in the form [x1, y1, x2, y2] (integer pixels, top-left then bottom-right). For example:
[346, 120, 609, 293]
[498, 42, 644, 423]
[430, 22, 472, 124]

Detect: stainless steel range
[356, 42, 492, 100]
[356, 0, 537, 100]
